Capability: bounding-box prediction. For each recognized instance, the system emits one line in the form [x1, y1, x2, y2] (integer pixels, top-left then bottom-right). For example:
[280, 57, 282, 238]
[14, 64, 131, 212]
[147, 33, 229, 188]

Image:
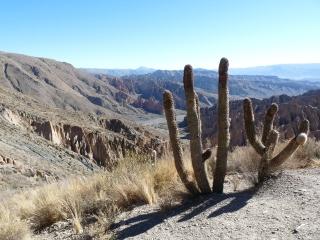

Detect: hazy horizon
[3, 49, 320, 72]
[84, 63, 320, 71]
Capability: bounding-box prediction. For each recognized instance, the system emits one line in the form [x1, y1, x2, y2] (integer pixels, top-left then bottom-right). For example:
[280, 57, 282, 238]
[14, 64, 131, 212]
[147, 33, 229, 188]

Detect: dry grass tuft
[30, 186, 66, 231]
[0, 205, 31, 240]
[227, 146, 260, 173]
[0, 153, 182, 237]
[61, 194, 83, 234]
[206, 145, 259, 187]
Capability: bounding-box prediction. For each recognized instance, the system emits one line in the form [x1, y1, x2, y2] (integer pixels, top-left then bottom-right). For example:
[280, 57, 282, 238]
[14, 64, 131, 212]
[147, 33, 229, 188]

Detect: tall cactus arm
[243, 98, 265, 155]
[163, 91, 199, 194]
[261, 103, 279, 145]
[212, 58, 230, 193]
[258, 129, 279, 182]
[268, 120, 309, 170]
[183, 65, 211, 193]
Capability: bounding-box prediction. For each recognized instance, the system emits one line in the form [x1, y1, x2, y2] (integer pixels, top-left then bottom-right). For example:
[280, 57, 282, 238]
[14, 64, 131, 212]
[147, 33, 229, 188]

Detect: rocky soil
[112, 168, 320, 240]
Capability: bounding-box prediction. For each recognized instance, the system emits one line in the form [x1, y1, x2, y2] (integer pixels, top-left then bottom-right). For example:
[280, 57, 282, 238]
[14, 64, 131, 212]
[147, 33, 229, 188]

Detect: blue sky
[0, 0, 319, 69]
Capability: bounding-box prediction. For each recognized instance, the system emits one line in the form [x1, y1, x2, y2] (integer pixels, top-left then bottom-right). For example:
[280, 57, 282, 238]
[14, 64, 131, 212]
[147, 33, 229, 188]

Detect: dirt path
[113, 168, 320, 240]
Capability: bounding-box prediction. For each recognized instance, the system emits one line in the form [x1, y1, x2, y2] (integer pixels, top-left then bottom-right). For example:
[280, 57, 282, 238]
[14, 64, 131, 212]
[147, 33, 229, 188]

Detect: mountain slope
[0, 51, 140, 116]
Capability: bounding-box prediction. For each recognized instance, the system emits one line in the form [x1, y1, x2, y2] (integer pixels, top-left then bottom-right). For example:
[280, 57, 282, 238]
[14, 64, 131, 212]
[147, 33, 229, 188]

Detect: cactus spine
[243, 98, 309, 182]
[163, 90, 199, 194]
[212, 58, 230, 193]
[183, 65, 211, 193]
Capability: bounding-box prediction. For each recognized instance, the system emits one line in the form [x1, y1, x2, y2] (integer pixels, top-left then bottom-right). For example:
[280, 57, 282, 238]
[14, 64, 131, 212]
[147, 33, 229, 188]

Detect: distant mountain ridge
[230, 63, 320, 80]
[85, 63, 320, 81]
[83, 67, 156, 77]
[125, 68, 320, 97]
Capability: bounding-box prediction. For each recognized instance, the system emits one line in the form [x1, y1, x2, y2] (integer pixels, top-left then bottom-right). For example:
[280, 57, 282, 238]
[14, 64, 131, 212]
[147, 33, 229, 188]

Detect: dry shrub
[111, 174, 156, 208]
[0, 152, 180, 236]
[153, 158, 178, 194]
[280, 137, 320, 169]
[154, 157, 190, 211]
[223, 146, 259, 188]
[30, 186, 66, 231]
[228, 146, 260, 173]
[60, 194, 83, 234]
[0, 204, 31, 240]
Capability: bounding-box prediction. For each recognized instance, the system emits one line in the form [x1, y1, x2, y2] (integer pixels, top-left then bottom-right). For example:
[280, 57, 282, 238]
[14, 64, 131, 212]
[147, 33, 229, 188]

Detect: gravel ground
[113, 168, 320, 240]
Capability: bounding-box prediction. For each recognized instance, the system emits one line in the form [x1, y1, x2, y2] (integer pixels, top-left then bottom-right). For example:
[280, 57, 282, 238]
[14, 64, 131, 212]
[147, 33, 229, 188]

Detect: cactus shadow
[178, 188, 256, 221]
[112, 188, 256, 240]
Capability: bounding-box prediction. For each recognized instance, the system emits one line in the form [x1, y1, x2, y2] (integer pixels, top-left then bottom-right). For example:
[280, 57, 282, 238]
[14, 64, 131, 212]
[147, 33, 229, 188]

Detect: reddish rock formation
[181, 90, 320, 147]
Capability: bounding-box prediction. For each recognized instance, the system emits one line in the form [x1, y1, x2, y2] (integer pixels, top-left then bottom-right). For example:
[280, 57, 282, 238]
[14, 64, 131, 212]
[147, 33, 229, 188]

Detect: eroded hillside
[195, 90, 320, 146]
[0, 85, 168, 193]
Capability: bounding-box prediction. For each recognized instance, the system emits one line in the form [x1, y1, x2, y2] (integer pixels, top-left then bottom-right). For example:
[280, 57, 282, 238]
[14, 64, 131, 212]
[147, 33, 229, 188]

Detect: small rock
[36, 169, 45, 178]
[293, 223, 306, 234]
[6, 158, 13, 164]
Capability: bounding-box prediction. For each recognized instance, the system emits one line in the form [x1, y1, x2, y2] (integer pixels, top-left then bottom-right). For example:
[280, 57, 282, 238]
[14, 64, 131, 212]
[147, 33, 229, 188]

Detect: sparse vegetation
[1, 138, 319, 239]
[0, 205, 31, 240]
[0, 153, 184, 239]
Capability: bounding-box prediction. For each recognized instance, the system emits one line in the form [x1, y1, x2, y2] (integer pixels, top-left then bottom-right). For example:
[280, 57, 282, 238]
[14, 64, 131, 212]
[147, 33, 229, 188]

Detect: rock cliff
[30, 118, 167, 168]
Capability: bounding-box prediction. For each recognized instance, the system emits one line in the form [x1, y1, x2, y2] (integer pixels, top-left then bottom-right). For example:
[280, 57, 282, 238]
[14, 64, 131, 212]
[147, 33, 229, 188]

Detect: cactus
[212, 58, 230, 193]
[163, 59, 231, 194]
[183, 65, 211, 193]
[163, 90, 199, 194]
[243, 98, 309, 182]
